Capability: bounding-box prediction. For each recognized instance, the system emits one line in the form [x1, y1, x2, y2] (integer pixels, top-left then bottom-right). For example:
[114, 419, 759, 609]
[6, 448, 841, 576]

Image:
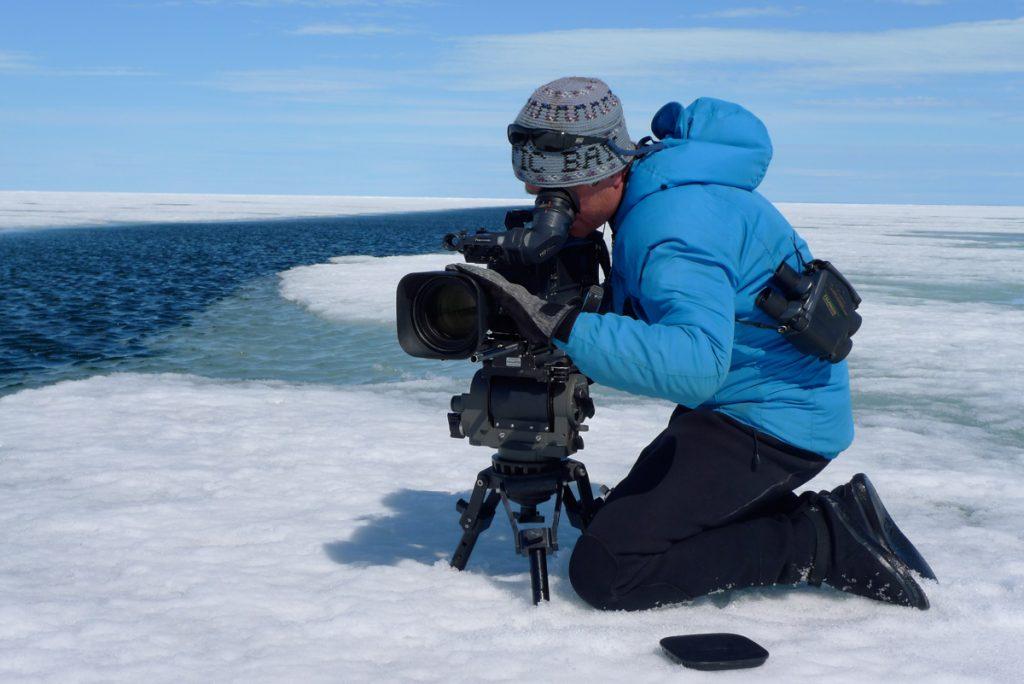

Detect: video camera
[396, 189, 602, 359]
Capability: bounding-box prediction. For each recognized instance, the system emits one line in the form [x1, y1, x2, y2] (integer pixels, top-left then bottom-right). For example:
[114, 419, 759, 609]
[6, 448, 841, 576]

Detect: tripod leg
[562, 485, 583, 530]
[572, 462, 596, 518]
[564, 461, 598, 530]
[451, 489, 500, 571]
[528, 548, 550, 604]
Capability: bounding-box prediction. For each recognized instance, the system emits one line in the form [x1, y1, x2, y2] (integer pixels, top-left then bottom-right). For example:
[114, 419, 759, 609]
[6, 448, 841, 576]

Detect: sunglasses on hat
[506, 123, 612, 152]
[507, 123, 649, 158]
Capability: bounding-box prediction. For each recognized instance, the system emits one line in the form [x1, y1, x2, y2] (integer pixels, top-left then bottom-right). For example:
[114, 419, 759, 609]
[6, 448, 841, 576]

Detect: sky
[1, 0, 1022, 204]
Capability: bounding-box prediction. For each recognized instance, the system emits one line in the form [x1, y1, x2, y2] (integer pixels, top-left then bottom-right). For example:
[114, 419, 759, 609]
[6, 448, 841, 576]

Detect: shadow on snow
[322, 487, 591, 601]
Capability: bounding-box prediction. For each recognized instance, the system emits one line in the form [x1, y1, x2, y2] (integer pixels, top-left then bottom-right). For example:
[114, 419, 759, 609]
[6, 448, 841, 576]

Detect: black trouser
[569, 406, 829, 610]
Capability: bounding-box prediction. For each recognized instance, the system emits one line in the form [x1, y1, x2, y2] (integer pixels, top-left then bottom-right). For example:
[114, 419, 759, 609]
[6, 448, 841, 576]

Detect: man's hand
[447, 264, 579, 346]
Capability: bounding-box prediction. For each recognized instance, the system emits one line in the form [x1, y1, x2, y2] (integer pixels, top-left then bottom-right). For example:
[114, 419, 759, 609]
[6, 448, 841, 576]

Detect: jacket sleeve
[554, 235, 737, 407]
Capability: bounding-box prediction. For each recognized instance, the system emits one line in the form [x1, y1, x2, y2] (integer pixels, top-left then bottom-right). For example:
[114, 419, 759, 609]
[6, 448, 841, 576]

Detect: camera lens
[413, 276, 478, 354]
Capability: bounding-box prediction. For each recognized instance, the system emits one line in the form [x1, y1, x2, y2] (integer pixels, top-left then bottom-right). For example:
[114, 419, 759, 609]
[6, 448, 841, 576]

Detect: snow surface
[2, 200, 1024, 682]
[280, 254, 457, 325]
[0, 191, 527, 232]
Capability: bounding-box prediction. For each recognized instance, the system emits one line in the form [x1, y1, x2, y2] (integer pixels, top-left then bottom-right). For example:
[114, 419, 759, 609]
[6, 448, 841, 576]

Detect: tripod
[450, 454, 597, 604]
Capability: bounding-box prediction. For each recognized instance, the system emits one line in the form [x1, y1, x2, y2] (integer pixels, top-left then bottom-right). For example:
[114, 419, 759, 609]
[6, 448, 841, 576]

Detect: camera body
[394, 189, 604, 462]
[395, 232, 604, 361]
[396, 189, 602, 361]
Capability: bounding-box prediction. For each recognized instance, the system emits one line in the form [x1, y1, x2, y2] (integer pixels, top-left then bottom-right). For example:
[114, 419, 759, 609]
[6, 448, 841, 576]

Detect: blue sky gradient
[2, 1, 1022, 204]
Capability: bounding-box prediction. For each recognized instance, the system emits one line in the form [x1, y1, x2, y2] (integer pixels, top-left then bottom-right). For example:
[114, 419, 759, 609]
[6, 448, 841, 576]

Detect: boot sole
[851, 474, 937, 581]
[823, 497, 930, 610]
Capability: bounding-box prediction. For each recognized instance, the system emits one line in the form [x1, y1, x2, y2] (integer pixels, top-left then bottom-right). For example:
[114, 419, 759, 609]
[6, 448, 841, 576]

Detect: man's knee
[568, 534, 620, 610]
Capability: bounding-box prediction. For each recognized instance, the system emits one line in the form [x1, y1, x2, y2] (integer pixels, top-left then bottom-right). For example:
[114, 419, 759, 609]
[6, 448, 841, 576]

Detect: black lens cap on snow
[660, 633, 769, 671]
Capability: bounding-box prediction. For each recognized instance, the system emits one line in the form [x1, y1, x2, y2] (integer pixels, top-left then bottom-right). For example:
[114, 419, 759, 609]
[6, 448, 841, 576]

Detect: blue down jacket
[555, 97, 853, 458]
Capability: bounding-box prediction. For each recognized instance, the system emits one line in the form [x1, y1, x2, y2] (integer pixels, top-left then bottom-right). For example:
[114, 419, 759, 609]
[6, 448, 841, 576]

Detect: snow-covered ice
[279, 254, 457, 325]
[2, 200, 1023, 681]
[0, 191, 526, 232]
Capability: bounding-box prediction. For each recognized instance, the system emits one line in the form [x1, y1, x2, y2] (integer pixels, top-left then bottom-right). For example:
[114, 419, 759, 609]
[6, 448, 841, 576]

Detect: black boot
[805, 493, 930, 610]
[830, 474, 937, 581]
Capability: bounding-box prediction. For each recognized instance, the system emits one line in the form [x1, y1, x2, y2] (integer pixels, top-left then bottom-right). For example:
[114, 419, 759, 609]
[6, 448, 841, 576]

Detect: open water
[0, 208, 514, 395]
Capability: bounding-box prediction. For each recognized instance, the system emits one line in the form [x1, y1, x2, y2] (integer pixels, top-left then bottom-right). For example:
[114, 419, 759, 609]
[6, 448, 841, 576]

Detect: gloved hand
[448, 263, 580, 346]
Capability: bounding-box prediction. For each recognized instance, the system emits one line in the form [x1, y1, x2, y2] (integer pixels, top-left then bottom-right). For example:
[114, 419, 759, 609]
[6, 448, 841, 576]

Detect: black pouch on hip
[749, 259, 862, 363]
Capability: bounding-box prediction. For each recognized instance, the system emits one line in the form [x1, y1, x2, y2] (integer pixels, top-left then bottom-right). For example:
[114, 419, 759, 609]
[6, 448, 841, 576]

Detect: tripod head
[448, 360, 595, 461]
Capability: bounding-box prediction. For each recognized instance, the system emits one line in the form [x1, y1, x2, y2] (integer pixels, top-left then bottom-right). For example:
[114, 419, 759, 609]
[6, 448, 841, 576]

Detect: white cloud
[52, 67, 156, 77]
[794, 96, 952, 108]
[203, 68, 389, 97]
[696, 5, 803, 19]
[290, 23, 398, 35]
[878, 0, 950, 5]
[444, 18, 1024, 91]
[168, 0, 425, 6]
[0, 50, 32, 73]
[0, 50, 153, 78]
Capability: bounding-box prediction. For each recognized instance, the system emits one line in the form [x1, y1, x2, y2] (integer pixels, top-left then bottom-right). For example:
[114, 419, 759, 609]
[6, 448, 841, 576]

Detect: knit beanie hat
[511, 76, 634, 187]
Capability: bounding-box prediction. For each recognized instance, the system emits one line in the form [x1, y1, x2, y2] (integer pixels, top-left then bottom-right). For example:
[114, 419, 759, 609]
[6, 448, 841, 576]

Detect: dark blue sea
[0, 208, 515, 395]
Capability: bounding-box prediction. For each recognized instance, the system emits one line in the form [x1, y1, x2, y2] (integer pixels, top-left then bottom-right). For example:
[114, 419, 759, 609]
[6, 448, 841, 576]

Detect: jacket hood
[616, 97, 773, 220]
